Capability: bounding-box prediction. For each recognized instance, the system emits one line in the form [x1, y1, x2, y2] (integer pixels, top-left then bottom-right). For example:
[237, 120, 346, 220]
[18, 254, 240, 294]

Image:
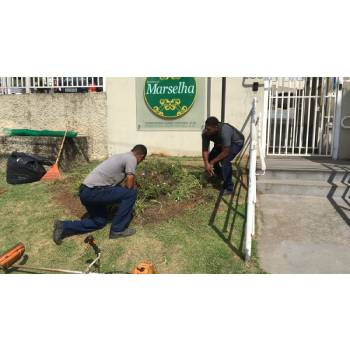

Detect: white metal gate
[264, 77, 340, 156]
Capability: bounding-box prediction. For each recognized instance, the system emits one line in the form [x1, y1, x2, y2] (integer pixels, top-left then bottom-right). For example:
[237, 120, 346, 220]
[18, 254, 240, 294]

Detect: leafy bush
[135, 159, 202, 213]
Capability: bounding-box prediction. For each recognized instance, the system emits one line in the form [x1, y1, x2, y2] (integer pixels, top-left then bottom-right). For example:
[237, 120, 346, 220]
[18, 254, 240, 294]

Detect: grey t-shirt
[83, 152, 137, 188]
[202, 122, 244, 151]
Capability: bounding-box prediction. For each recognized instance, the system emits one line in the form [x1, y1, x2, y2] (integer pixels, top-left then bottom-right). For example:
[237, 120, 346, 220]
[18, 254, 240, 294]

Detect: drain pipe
[221, 77, 226, 122]
[207, 77, 211, 117]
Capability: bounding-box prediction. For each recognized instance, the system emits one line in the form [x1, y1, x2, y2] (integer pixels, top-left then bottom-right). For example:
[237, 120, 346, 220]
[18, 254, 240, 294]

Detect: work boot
[53, 220, 64, 245]
[109, 228, 136, 239]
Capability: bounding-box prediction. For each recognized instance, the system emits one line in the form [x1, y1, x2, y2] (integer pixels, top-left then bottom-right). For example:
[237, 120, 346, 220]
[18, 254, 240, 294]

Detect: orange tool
[0, 236, 100, 274]
[41, 128, 68, 181]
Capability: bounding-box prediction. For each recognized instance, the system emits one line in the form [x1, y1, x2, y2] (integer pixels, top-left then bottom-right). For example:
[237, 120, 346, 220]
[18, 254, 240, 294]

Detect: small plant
[135, 159, 202, 214]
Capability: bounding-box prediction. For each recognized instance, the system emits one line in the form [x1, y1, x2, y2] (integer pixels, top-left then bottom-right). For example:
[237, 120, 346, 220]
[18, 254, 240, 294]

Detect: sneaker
[53, 220, 64, 245]
[109, 228, 136, 239]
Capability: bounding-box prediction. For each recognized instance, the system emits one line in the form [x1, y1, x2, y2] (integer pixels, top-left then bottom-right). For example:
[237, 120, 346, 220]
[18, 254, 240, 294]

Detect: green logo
[144, 77, 196, 119]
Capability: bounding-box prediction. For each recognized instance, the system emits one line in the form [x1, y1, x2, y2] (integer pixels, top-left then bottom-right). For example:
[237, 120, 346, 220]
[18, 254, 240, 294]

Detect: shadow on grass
[209, 167, 247, 260]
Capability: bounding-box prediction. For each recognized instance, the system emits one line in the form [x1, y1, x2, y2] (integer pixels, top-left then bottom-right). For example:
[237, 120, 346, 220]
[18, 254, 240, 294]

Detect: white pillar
[332, 77, 343, 160]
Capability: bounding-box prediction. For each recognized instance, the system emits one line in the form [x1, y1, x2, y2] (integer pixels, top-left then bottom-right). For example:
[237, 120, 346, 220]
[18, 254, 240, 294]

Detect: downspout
[221, 77, 226, 122]
[207, 77, 211, 117]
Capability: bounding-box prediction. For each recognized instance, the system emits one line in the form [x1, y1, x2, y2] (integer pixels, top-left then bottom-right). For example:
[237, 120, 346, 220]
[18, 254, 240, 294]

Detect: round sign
[144, 77, 196, 119]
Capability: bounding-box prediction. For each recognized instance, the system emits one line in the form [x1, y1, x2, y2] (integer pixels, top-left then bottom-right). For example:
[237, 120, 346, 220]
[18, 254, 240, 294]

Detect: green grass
[0, 158, 263, 274]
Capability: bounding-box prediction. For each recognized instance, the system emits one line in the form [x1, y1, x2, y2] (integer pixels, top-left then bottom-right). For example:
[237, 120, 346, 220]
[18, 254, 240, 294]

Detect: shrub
[135, 159, 202, 213]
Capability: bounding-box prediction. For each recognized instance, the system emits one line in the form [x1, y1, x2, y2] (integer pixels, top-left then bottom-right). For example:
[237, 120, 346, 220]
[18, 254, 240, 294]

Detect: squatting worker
[52, 145, 147, 245]
[202, 117, 244, 195]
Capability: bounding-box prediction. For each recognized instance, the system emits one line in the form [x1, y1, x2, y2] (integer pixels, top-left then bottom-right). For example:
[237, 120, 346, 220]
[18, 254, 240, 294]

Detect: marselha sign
[144, 77, 196, 119]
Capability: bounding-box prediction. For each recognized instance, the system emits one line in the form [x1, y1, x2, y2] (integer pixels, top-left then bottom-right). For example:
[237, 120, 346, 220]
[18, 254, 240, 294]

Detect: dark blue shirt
[202, 123, 244, 151]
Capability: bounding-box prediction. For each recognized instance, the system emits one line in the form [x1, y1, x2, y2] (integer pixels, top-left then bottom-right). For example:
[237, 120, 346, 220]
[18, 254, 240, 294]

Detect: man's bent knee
[93, 217, 108, 229]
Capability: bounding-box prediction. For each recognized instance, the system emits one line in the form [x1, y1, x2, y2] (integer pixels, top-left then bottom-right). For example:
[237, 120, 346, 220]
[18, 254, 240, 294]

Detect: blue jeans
[208, 143, 243, 192]
[62, 185, 137, 235]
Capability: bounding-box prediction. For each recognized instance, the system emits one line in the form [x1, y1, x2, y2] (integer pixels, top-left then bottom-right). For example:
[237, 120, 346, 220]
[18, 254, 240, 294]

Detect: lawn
[0, 157, 262, 274]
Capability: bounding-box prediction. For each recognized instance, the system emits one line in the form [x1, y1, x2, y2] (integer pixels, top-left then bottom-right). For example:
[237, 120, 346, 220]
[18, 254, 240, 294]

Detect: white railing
[0, 77, 104, 94]
[244, 97, 266, 261]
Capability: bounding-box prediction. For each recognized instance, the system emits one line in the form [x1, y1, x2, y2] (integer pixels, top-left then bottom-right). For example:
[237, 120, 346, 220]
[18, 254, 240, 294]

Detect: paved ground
[257, 194, 350, 273]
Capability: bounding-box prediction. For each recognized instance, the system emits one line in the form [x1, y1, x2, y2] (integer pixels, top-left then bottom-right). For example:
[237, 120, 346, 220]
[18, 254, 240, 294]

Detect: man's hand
[205, 162, 215, 176]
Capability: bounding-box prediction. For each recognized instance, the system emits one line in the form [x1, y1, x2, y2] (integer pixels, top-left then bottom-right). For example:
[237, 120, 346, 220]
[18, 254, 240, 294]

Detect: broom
[41, 129, 68, 181]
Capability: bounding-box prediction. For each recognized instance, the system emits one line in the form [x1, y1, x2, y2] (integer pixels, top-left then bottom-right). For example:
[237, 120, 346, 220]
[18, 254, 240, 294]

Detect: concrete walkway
[257, 194, 350, 273]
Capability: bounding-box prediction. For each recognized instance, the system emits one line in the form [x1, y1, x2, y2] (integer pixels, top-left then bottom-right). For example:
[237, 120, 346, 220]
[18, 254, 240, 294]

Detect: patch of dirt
[0, 188, 7, 196]
[51, 183, 86, 218]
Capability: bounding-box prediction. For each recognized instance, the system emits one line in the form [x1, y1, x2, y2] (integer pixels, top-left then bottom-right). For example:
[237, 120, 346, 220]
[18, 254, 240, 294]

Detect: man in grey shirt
[202, 116, 244, 195]
[53, 144, 147, 244]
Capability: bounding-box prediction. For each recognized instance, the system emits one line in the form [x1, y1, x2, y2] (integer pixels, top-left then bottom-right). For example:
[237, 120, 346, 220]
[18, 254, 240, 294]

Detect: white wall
[0, 93, 108, 160]
[106, 78, 206, 156]
[338, 80, 350, 160]
[106, 77, 264, 156]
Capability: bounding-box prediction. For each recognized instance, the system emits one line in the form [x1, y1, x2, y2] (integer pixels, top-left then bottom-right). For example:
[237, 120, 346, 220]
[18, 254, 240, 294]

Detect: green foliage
[135, 159, 202, 212]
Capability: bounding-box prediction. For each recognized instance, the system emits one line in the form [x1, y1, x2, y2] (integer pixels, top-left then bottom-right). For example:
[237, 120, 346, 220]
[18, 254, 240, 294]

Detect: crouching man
[52, 144, 147, 245]
[202, 117, 244, 195]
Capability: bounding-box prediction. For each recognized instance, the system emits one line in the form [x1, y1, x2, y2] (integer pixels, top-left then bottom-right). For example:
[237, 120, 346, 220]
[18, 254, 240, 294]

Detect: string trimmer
[0, 236, 156, 274]
[0, 235, 101, 274]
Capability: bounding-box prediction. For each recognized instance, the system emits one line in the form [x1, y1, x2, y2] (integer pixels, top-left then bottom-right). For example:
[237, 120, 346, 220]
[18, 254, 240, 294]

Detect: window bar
[305, 78, 313, 155]
[266, 78, 272, 155]
[311, 78, 320, 154]
[7, 77, 11, 90]
[278, 78, 285, 154]
[285, 78, 292, 154]
[330, 78, 339, 158]
[292, 79, 298, 155]
[318, 78, 326, 155]
[325, 78, 332, 156]
[272, 79, 278, 154]
[331, 78, 338, 155]
[298, 78, 306, 154]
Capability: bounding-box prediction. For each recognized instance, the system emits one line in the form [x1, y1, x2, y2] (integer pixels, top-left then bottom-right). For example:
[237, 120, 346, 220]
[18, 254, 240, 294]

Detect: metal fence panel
[0, 77, 104, 94]
[264, 77, 339, 156]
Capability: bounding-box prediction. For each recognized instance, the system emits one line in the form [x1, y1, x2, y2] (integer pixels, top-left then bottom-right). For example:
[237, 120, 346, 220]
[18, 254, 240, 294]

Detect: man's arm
[126, 174, 135, 189]
[202, 150, 214, 176]
[209, 146, 230, 166]
[125, 155, 137, 189]
[202, 134, 214, 175]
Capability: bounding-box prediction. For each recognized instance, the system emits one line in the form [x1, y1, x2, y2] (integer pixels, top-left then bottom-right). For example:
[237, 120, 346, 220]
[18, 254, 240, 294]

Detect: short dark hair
[132, 144, 147, 157]
[205, 116, 219, 127]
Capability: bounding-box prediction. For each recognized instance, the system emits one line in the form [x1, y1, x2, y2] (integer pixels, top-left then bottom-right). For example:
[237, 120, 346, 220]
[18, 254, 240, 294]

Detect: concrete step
[262, 169, 349, 182]
[257, 178, 349, 197]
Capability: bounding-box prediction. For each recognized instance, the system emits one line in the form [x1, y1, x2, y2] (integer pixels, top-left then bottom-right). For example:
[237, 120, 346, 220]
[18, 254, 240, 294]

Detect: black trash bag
[6, 152, 54, 185]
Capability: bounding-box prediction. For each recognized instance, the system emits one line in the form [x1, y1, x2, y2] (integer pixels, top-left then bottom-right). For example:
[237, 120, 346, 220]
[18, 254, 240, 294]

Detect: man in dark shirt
[202, 116, 244, 195]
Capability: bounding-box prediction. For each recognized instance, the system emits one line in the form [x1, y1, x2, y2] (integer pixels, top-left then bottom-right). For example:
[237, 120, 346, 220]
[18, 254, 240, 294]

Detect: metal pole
[262, 79, 269, 157]
[332, 77, 343, 160]
[244, 97, 257, 261]
[221, 77, 226, 122]
[207, 77, 211, 117]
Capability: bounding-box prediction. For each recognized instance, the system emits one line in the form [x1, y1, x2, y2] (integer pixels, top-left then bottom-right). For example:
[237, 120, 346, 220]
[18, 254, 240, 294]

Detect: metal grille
[264, 77, 339, 156]
[0, 77, 104, 94]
